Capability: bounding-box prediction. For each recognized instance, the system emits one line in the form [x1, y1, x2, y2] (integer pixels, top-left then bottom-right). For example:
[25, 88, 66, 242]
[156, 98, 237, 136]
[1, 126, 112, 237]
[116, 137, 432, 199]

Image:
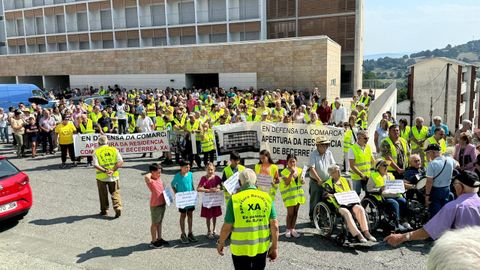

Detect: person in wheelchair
[367, 160, 413, 231]
[323, 165, 376, 243]
[403, 154, 426, 202]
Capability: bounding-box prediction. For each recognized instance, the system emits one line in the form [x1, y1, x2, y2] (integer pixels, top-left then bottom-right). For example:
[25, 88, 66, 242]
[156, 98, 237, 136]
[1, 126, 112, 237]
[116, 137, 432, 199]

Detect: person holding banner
[197, 163, 223, 239]
[217, 169, 279, 269]
[171, 160, 198, 244]
[255, 150, 280, 200]
[222, 152, 245, 202]
[323, 164, 375, 243]
[367, 160, 412, 231]
[280, 154, 306, 238]
[144, 163, 169, 249]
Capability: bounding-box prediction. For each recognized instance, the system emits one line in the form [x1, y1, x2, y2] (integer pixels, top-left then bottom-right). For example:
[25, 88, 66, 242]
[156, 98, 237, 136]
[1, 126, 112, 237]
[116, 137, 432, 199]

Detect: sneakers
[207, 232, 215, 240]
[363, 232, 377, 242]
[187, 233, 198, 243]
[114, 209, 122, 218]
[396, 224, 407, 232]
[356, 234, 368, 243]
[285, 229, 292, 238]
[402, 222, 413, 231]
[99, 210, 108, 216]
[158, 238, 169, 246]
[180, 233, 189, 244]
[150, 240, 163, 249]
[291, 229, 301, 238]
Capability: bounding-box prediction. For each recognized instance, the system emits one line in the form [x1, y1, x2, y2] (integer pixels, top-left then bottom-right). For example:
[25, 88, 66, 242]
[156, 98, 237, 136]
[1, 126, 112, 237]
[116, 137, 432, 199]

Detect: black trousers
[232, 252, 267, 270]
[118, 119, 127, 134]
[41, 131, 54, 153]
[60, 143, 75, 163]
[203, 150, 215, 166]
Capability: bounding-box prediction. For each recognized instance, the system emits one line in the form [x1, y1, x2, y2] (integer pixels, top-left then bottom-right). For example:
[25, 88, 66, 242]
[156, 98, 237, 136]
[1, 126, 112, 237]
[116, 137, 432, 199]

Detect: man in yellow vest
[380, 124, 410, 179]
[221, 151, 245, 202]
[349, 130, 375, 195]
[93, 135, 124, 218]
[424, 127, 447, 155]
[217, 169, 279, 269]
[410, 117, 429, 166]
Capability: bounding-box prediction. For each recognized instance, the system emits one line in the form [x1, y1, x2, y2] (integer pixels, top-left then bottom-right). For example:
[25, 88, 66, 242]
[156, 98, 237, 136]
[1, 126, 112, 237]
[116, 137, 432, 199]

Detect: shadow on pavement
[30, 214, 115, 225]
[76, 244, 151, 263]
[0, 219, 20, 233]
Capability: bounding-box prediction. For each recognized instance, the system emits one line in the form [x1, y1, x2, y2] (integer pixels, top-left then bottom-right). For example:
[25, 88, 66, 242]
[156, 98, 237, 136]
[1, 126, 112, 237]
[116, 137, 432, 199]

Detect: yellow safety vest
[370, 171, 399, 201]
[110, 112, 118, 128]
[427, 136, 447, 154]
[280, 167, 305, 207]
[173, 114, 187, 129]
[343, 129, 354, 154]
[201, 129, 215, 153]
[128, 113, 136, 133]
[400, 126, 411, 142]
[231, 189, 272, 257]
[146, 103, 156, 118]
[186, 120, 202, 141]
[254, 164, 278, 199]
[89, 112, 102, 124]
[411, 126, 429, 150]
[360, 96, 371, 106]
[323, 177, 351, 209]
[223, 165, 246, 202]
[384, 137, 409, 172]
[350, 144, 373, 181]
[127, 93, 136, 100]
[156, 116, 166, 131]
[94, 146, 119, 180]
[79, 119, 95, 134]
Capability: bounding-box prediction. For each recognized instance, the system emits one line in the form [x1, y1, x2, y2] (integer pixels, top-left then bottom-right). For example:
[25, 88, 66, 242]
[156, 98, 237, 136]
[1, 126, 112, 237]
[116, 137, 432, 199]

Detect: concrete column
[353, 0, 364, 92]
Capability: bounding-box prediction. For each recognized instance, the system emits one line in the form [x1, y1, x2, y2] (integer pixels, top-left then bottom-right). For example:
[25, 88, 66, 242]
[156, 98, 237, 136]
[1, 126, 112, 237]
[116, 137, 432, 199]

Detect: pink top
[199, 175, 222, 190]
[187, 99, 197, 113]
[147, 178, 166, 207]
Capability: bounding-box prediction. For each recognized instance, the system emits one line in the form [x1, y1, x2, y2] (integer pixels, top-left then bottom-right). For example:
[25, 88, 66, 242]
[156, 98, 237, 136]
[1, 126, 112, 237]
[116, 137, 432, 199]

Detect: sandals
[207, 232, 215, 240]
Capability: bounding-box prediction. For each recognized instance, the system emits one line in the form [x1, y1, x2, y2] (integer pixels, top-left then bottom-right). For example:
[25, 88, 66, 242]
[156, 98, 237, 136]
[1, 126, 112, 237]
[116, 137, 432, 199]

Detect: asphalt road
[0, 145, 431, 270]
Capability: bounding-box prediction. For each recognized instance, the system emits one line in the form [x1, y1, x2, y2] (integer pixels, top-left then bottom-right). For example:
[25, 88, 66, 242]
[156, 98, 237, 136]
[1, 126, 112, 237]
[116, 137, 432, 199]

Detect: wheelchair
[313, 200, 367, 245]
[404, 176, 429, 229]
[361, 194, 398, 233]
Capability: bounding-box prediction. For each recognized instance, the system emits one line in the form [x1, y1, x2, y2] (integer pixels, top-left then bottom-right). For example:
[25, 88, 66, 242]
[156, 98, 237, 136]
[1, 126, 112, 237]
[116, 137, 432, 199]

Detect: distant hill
[364, 52, 412, 60]
[363, 40, 480, 80]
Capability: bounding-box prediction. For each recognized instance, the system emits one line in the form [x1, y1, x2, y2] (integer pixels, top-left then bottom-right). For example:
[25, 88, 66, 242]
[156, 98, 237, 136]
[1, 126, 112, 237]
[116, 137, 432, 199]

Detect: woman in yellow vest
[55, 115, 77, 168]
[399, 118, 411, 143]
[323, 164, 376, 242]
[254, 150, 280, 200]
[280, 154, 306, 238]
[366, 160, 411, 232]
[200, 122, 216, 166]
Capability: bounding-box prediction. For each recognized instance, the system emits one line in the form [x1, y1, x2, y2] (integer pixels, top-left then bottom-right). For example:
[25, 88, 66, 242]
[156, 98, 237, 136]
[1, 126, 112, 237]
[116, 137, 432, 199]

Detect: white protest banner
[73, 131, 169, 156]
[334, 191, 361, 205]
[223, 172, 240, 195]
[384, 180, 406, 194]
[202, 192, 224, 208]
[212, 122, 344, 165]
[163, 187, 175, 206]
[256, 174, 273, 189]
[301, 165, 308, 180]
[175, 191, 198, 209]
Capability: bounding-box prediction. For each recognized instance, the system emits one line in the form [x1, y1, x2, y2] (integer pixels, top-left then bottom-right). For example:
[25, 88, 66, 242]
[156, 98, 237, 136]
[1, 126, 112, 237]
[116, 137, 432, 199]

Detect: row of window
[6, 1, 260, 37]
[7, 31, 259, 54]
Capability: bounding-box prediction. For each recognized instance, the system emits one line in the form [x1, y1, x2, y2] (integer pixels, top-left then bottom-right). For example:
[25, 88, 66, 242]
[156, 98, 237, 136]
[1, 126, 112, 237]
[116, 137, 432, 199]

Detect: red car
[0, 156, 32, 222]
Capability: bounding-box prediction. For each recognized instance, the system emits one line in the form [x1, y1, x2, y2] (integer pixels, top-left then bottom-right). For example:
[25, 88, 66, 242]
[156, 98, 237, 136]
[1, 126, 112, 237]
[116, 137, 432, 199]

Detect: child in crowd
[144, 163, 169, 248]
[221, 151, 245, 202]
[280, 154, 306, 238]
[197, 163, 222, 239]
[171, 160, 198, 243]
[25, 116, 39, 158]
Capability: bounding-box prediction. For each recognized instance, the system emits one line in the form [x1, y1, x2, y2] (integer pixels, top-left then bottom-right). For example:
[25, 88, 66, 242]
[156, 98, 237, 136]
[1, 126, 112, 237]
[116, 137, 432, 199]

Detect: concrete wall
[219, 73, 257, 90]
[412, 58, 464, 131]
[70, 74, 187, 90]
[0, 36, 341, 95]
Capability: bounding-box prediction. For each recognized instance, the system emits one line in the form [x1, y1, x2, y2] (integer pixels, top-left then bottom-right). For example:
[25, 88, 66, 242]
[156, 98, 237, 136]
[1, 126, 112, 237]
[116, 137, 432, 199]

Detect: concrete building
[406, 57, 478, 131]
[0, 0, 362, 95]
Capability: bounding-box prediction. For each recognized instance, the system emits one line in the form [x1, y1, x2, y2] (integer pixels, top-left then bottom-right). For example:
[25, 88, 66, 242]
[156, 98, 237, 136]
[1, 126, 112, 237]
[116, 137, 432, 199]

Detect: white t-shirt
[136, 116, 153, 132]
[332, 107, 346, 125]
[116, 104, 127, 120]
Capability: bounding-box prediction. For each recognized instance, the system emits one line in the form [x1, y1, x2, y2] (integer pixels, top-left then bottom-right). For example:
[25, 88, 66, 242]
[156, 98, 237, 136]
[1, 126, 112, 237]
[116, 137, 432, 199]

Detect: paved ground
[0, 144, 431, 270]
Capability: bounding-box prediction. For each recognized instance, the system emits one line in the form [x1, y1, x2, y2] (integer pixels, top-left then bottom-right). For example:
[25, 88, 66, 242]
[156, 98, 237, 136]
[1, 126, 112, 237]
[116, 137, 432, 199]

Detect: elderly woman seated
[323, 164, 376, 243]
[367, 160, 412, 231]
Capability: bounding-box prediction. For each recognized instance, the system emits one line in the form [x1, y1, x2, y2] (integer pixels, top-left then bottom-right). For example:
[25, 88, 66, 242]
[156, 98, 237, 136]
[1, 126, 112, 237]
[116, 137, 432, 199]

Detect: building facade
[407, 57, 478, 131]
[0, 0, 362, 95]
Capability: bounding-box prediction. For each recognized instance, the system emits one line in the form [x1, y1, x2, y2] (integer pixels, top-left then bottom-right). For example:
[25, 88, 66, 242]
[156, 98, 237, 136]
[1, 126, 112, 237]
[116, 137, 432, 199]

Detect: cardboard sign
[223, 172, 240, 195]
[175, 191, 198, 209]
[256, 174, 273, 188]
[163, 187, 175, 206]
[202, 192, 225, 208]
[301, 165, 308, 180]
[334, 191, 361, 205]
[384, 180, 406, 194]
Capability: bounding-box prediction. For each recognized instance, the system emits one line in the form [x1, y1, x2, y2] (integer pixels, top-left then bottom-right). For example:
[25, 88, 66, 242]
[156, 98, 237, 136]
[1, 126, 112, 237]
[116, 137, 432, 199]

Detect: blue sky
[364, 0, 480, 55]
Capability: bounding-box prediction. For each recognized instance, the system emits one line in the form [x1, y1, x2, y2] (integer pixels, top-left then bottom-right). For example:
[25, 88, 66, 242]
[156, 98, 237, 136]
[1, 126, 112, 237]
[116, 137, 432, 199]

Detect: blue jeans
[385, 197, 407, 223]
[429, 186, 451, 218]
[0, 126, 8, 142]
[352, 180, 363, 195]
